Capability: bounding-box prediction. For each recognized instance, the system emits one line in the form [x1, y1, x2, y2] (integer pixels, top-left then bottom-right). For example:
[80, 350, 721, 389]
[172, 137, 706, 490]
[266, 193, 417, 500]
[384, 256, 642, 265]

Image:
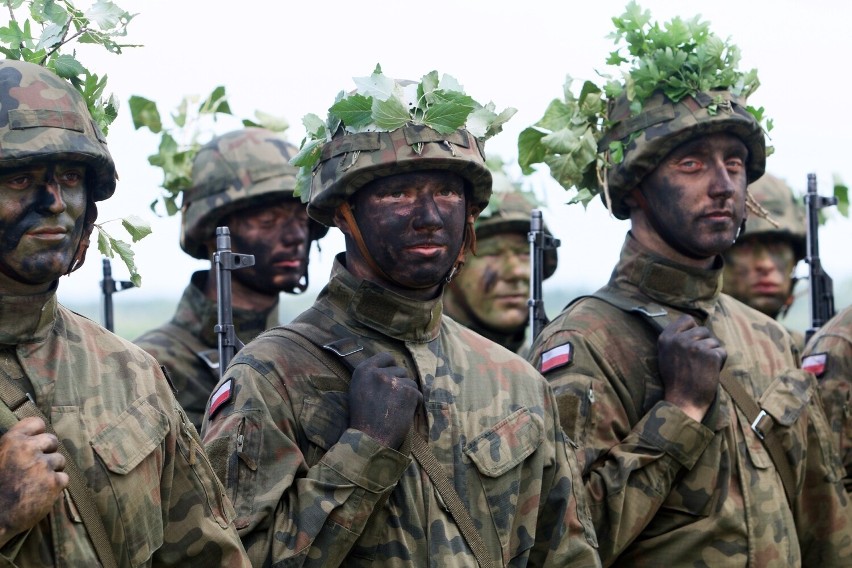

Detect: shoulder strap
[274, 325, 500, 568]
[589, 290, 797, 510]
[0, 376, 118, 568]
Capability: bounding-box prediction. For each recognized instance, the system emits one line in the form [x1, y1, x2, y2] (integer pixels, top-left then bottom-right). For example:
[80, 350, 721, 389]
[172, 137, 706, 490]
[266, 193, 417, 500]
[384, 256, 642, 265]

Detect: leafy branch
[94, 215, 151, 287]
[291, 64, 517, 200]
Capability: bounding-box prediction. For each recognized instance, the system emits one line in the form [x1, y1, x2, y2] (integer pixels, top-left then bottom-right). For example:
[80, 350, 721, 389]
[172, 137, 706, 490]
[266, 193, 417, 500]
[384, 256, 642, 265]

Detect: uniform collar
[173, 271, 279, 347]
[610, 233, 723, 316]
[326, 254, 443, 343]
[0, 286, 58, 345]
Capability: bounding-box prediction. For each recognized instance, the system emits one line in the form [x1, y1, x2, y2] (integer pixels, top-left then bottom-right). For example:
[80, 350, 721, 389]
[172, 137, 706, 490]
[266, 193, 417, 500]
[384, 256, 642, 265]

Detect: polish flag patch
[802, 353, 828, 378]
[208, 379, 233, 419]
[540, 343, 573, 374]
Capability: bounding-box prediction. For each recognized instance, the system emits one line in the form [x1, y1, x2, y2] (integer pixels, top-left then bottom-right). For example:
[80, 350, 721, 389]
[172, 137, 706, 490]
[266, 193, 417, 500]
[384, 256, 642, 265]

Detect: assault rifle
[101, 258, 135, 332]
[528, 209, 561, 346]
[804, 173, 837, 343]
[214, 226, 255, 378]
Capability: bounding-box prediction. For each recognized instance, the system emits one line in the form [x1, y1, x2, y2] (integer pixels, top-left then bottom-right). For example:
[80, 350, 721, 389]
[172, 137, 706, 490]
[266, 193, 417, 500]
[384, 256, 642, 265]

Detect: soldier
[201, 70, 600, 567]
[0, 60, 250, 565]
[803, 306, 852, 492]
[722, 172, 807, 346]
[134, 128, 327, 431]
[443, 169, 558, 354]
[528, 68, 851, 568]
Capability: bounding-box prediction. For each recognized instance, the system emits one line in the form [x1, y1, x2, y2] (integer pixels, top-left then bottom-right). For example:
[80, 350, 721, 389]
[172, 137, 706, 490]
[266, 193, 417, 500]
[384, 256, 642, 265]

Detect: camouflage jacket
[134, 270, 278, 431]
[803, 305, 852, 493]
[201, 255, 600, 567]
[529, 234, 851, 567]
[0, 288, 250, 567]
[443, 310, 529, 355]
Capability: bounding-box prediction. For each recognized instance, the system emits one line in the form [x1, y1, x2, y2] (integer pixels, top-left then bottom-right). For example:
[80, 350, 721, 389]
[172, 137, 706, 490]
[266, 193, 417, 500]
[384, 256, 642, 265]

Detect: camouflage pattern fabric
[528, 235, 851, 567]
[601, 90, 766, 219]
[307, 125, 493, 227]
[804, 305, 852, 493]
[134, 271, 278, 432]
[740, 173, 807, 260]
[0, 59, 115, 201]
[201, 255, 601, 567]
[0, 290, 250, 566]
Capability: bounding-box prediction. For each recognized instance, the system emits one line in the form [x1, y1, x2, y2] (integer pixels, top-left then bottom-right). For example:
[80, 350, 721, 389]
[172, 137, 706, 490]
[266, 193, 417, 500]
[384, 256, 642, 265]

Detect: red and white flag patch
[208, 378, 233, 419]
[540, 343, 573, 373]
[802, 353, 828, 377]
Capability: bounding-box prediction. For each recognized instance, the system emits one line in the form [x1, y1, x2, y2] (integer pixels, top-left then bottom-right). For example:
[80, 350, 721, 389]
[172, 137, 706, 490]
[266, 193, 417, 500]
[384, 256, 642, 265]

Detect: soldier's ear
[333, 204, 353, 237]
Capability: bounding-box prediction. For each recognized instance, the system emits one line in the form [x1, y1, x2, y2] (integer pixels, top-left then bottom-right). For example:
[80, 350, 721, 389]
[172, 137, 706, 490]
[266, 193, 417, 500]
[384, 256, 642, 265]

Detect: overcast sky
[54, 0, 852, 311]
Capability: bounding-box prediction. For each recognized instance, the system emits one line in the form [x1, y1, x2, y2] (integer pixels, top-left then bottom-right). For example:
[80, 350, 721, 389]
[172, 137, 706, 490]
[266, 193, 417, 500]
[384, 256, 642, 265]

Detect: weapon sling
[0, 373, 118, 568]
[589, 290, 798, 510]
[270, 324, 499, 568]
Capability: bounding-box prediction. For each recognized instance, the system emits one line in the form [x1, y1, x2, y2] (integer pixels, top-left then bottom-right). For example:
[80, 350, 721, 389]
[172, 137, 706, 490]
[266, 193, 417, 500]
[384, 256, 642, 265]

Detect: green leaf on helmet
[85, 0, 130, 30]
[372, 95, 409, 130]
[252, 110, 289, 132]
[51, 54, 86, 78]
[302, 113, 327, 139]
[517, 127, 547, 175]
[331, 94, 374, 130]
[290, 138, 323, 168]
[422, 91, 474, 134]
[199, 86, 231, 115]
[354, 68, 396, 101]
[129, 95, 162, 132]
[121, 215, 152, 243]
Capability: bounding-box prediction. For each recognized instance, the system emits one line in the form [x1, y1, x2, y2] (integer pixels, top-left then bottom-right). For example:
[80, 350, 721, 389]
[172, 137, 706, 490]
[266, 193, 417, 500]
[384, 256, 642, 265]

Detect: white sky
[53, 0, 852, 308]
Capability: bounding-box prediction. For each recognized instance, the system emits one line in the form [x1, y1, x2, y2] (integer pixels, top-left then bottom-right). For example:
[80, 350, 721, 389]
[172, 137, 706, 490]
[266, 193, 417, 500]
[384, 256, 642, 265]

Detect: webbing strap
[274, 326, 499, 568]
[0, 376, 118, 568]
[589, 290, 797, 511]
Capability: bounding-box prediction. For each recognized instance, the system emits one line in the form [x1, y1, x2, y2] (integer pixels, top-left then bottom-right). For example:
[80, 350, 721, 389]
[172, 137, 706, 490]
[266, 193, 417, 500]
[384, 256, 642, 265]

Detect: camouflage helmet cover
[477, 173, 558, 279]
[0, 59, 116, 201]
[307, 123, 493, 227]
[740, 172, 806, 260]
[602, 89, 766, 219]
[181, 127, 328, 259]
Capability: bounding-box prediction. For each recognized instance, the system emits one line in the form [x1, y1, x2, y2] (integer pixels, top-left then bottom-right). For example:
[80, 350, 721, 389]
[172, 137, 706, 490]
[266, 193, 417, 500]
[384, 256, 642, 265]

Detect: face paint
[348, 170, 467, 297]
[0, 161, 88, 292]
[637, 133, 749, 262]
[723, 236, 797, 318]
[225, 200, 311, 295]
[447, 232, 530, 333]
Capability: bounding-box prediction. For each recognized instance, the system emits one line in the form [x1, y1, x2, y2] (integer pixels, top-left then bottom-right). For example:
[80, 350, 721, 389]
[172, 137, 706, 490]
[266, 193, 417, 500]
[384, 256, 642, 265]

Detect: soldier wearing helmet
[201, 68, 600, 566]
[527, 9, 850, 566]
[0, 60, 250, 565]
[134, 127, 327, 431]
[722, 173, 807, 344]
[443, 167, 558, 354]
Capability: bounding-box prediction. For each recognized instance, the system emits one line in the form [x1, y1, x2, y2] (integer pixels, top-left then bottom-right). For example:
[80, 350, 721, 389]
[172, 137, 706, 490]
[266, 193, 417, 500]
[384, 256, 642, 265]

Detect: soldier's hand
[658, 315, 726, 423]
[349, 352, 422, 450]
[0, 416, 69, 547]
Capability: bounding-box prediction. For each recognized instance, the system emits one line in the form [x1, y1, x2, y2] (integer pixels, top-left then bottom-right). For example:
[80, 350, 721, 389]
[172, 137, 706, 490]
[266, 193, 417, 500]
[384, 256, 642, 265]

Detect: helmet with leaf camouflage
[738, 172, 806, 260]
[181, 127, 328, 259]
[292, 66, 516, 227]
[0, 59, 117, 201]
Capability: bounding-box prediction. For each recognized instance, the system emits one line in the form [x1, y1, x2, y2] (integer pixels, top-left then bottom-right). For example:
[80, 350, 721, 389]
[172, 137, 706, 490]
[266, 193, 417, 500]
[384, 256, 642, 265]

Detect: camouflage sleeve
[152, 372, 252, 567]
[201, 359, 412, 567]
[530, 328, 715, 563]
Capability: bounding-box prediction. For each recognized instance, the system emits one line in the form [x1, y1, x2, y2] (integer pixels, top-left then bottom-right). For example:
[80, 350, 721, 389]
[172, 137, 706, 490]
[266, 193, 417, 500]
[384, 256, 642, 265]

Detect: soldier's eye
[2, 174, 33, 190]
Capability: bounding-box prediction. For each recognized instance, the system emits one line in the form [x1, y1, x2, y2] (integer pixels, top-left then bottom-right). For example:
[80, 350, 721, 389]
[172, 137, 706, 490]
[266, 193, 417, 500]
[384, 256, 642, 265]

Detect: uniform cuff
[322, 428, 411, 492]
[635, 401, 715, 469]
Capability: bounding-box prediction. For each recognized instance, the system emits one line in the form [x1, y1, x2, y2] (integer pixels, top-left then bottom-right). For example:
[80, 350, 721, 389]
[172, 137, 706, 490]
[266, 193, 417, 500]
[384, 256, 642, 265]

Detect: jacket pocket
[90, 397, 169, 567]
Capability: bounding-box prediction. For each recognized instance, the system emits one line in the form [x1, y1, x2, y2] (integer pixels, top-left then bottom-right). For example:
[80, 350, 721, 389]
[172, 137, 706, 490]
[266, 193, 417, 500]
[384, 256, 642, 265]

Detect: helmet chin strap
[65, 200, 98, 275]
[336, 202, 478, 289]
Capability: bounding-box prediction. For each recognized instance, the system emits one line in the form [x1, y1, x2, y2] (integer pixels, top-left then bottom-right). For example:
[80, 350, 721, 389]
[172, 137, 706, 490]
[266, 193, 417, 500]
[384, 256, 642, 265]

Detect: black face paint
[481, 265, 499, 293]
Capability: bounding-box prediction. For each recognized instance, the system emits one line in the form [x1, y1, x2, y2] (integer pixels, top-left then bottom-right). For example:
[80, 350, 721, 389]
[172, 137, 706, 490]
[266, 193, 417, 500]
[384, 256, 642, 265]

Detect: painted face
[347, 170, 467, 296]
[637, 133, 749, 263]
[0, 161, 88, 292]
[449, 232, 530, 333]
[225, 200, 311, 295]
[723, 235, 797, 318]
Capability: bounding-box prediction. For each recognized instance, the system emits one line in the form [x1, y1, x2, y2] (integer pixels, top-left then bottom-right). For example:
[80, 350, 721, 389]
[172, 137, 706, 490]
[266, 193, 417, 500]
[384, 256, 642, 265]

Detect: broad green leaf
[290, 138, 323, 168]
[517, 127, 547, 174]
[121, 215, 152, 242]
[97, 229, 112, 257]
[330, 94, 374, 130]
[372, 96, 409, 130]
[253, 110, 288, 132]
[109, 238, 140, 287]
[536, 98, 573, 132]
[128, 95, 162, 132]
[35, 23, 64, 51]
[423, 101, 473, 134]
[51, 54, 86, 78]
[353, 69, 396, 101]
[484, 107, 517, 139]
[437, 73, 463, 93]
[199, 86, 231, 115]
[833, 175, 849, 218]
[466, 106, 496, 138]
[302, 113, 326, 139]
[85, 0, 129, 30]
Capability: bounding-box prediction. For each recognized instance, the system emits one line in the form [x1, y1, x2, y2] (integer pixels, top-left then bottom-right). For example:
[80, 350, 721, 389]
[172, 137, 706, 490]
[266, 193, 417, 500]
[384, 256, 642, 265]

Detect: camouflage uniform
[134, 270, 278, 431]
[202, 256, 600, 567]
[530, 235, 850, 566]
[803, 305, 852, 493]
[0, 59, 250, 567]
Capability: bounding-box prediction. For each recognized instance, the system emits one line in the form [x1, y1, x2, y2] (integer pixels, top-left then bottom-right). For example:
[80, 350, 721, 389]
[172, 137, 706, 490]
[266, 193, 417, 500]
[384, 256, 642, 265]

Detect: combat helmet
[739, 172, 806, 260]
[601, 89, 766, 219]
[0, 59, 117, 201]
[477, 168, 558, 278]
[181, 127, 328, 260]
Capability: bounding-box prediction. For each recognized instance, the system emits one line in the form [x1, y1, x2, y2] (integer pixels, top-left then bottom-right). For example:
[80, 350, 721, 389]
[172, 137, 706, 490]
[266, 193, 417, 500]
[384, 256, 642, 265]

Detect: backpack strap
[588, 290, 797, 510]
[0, 374, 118, 568]
[271, 321, 500, 568]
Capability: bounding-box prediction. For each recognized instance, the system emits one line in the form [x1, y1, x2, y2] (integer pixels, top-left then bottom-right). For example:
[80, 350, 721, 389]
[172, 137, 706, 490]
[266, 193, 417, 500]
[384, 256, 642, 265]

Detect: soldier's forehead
[1, 159, 89, 174]
[367, 170, 465, 190]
